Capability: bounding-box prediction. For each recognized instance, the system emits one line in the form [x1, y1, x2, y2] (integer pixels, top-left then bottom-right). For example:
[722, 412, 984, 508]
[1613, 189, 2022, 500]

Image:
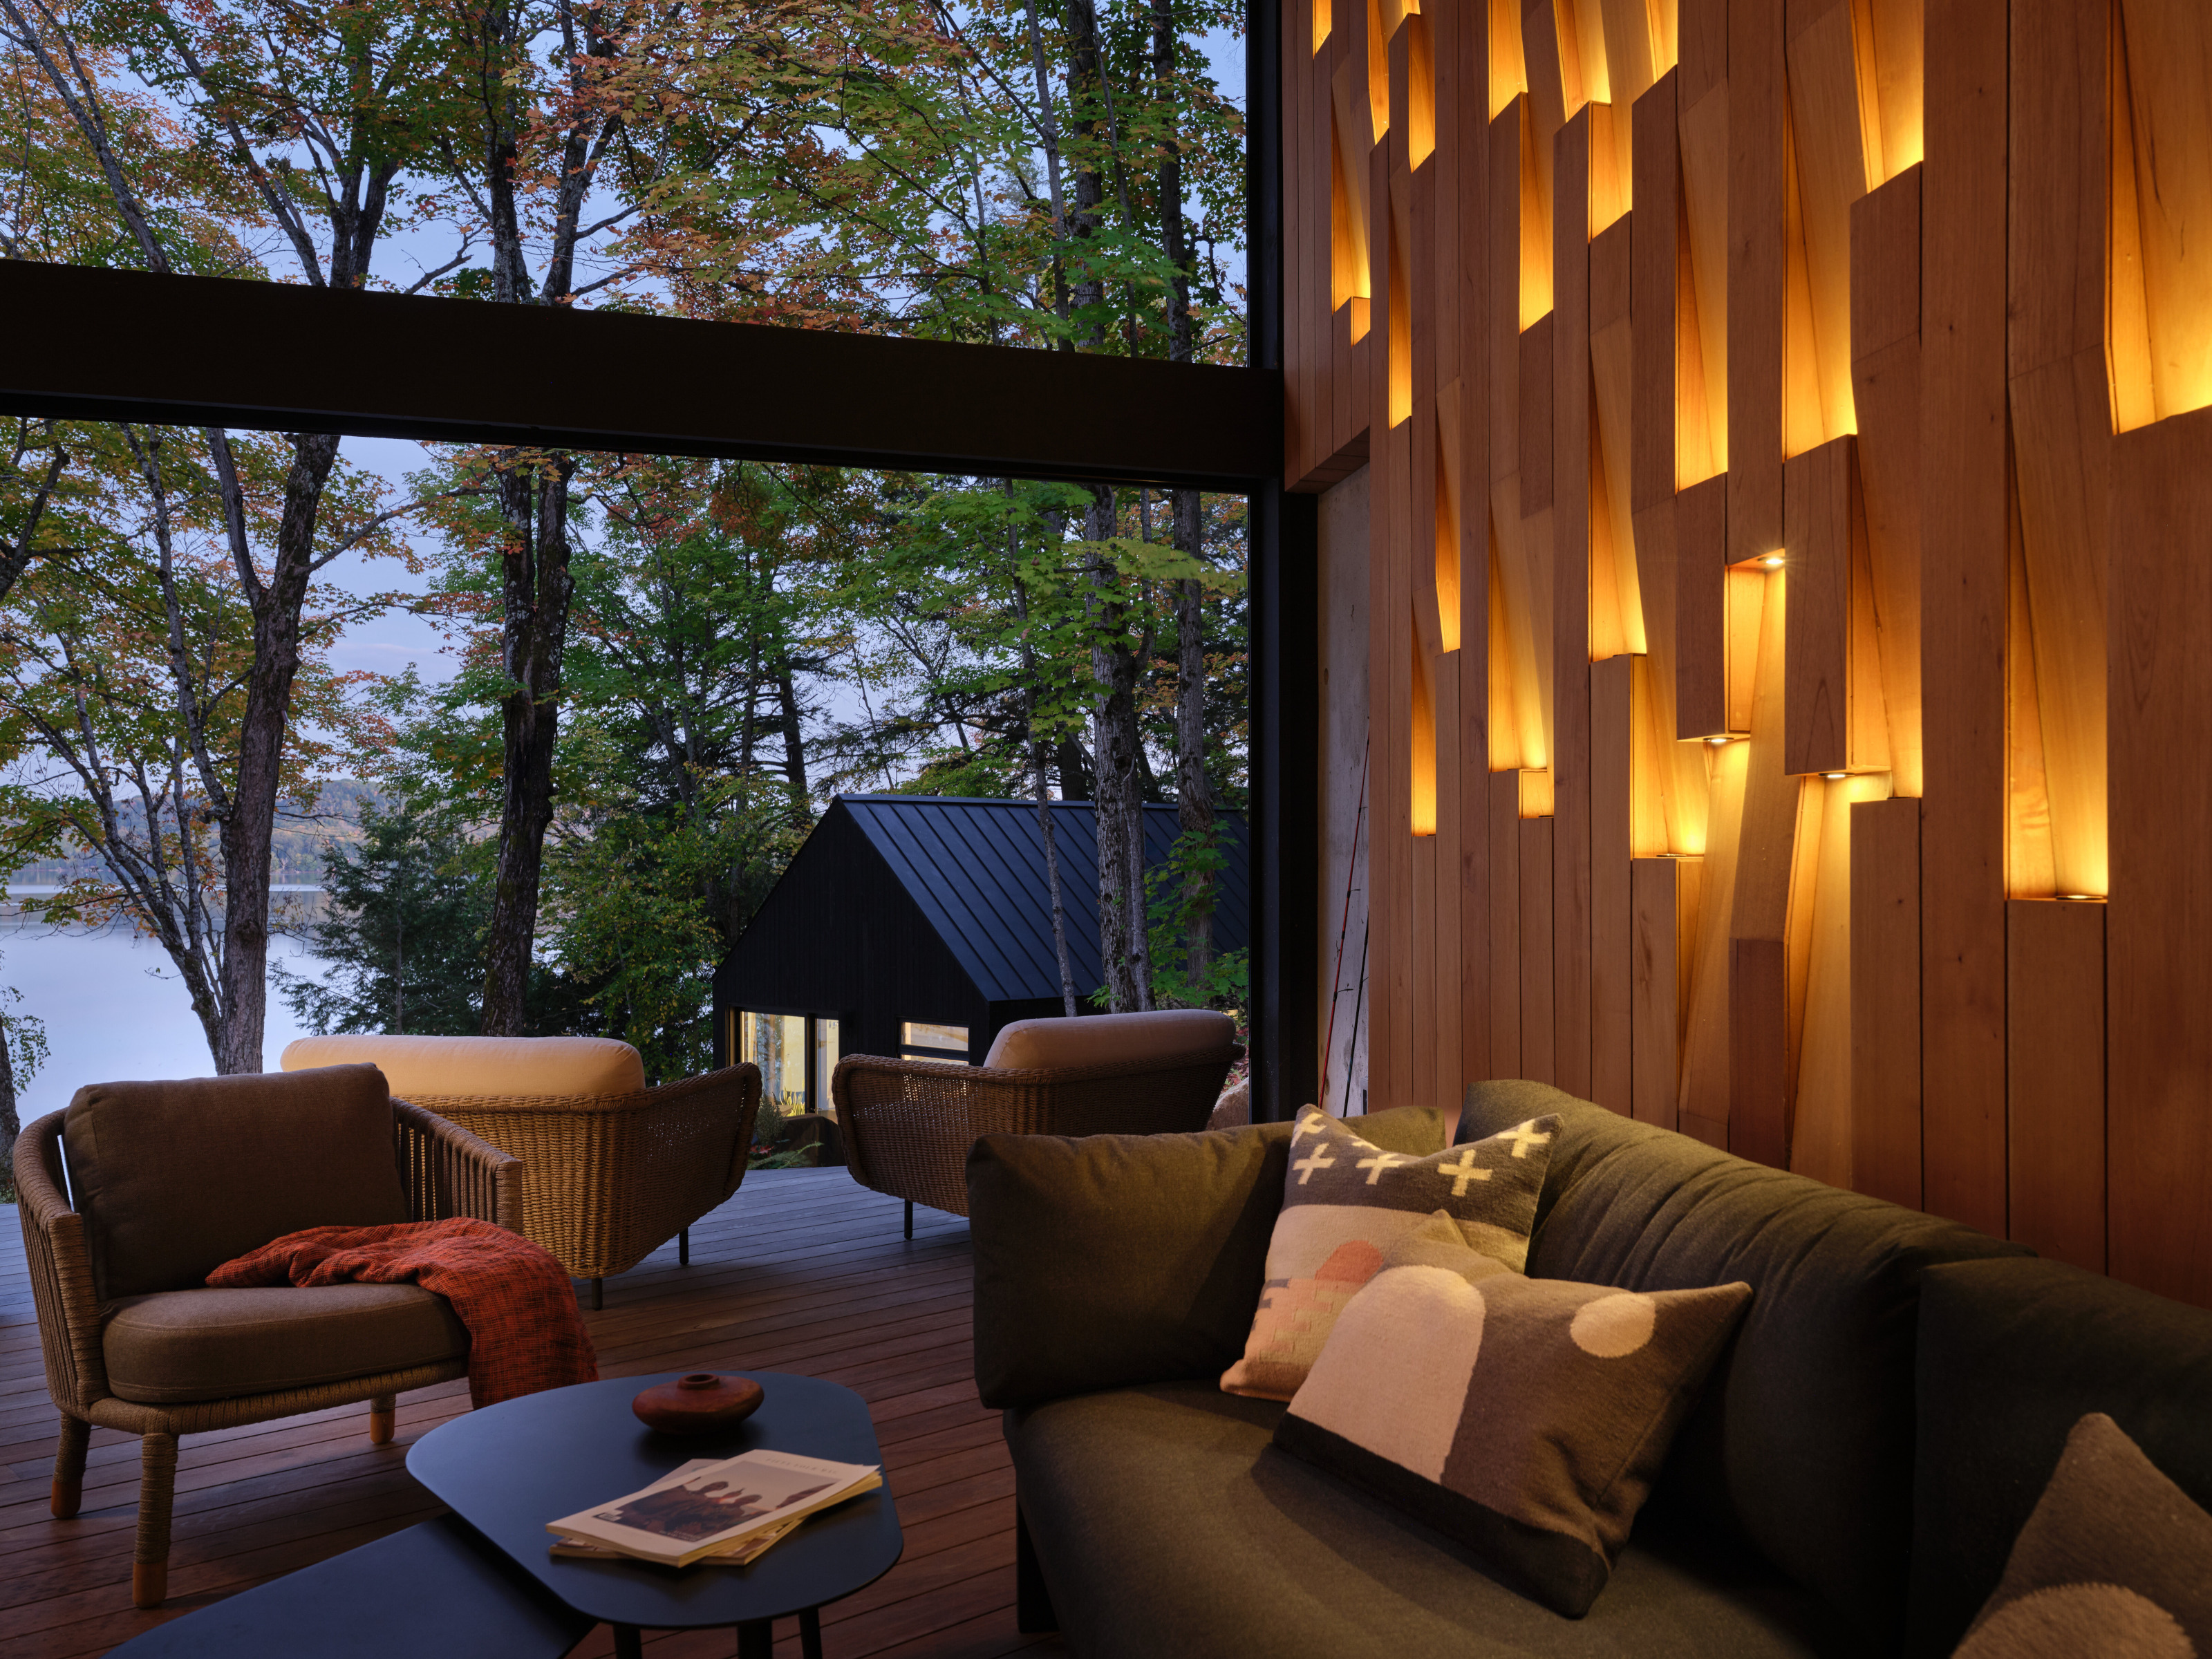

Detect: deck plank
[0, 1168, 1071, 1659]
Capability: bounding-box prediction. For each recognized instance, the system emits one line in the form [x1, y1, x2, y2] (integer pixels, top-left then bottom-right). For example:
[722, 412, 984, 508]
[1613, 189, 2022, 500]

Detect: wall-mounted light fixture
[1705, 735, 1732, 747]
[1822, 771, 1847, 780]
[2054, 893, 2103, 902]
[1760, 554, 1784, 569]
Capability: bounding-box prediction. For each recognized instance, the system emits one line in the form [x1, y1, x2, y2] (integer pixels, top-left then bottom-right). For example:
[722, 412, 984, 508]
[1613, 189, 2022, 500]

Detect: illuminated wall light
[1761, 554, 1784, 568]
[1705, 735, 1733, 747]
[2054, 893, 2104, 902]
[1822, 771, 1847, 780]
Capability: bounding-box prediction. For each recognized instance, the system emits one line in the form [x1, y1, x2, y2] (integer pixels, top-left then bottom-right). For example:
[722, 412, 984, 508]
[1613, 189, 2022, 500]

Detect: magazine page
[552, 1465, 885, 1566]
[548, 1448, 879, 1566]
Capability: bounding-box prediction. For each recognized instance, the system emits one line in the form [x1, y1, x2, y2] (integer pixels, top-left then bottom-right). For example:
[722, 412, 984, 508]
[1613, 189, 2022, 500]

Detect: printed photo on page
[548, 1448, 879, 1566]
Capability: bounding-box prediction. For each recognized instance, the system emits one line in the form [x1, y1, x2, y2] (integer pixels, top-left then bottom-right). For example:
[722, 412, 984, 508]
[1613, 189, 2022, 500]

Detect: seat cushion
[983, 1009, 1235, 1070]
[1456, 1080, 2029, 1650]
[1009, 1380, 1868, 1659]
[102, 1284, 469, 1405]
[64, 1067, 409, 1302]
[281, 1034, 645, 1099]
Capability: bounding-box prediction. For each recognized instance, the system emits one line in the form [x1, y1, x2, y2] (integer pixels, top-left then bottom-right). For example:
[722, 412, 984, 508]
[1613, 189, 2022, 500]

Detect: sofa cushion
[1276, 1213, 1752, 1618]
[1456, 1080, 2030, 1650]
[102, 1284, 469, 1404]
[1219, 1107, 1560, 1399]
[1950, 1412, 2212, 1658]
[1008, 1380, 1867, 1659]
[281, 1034, 645, 1098]
[64, 1067, 409, 1302]
[1907, 1256, 2212, 1656]
[982, 1009, 1236, 1071]
[969, 1107, 1447, 1409]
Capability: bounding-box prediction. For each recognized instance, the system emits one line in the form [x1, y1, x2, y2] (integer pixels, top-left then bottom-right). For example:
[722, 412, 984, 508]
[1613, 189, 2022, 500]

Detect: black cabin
[712, 794, 1250, 1112]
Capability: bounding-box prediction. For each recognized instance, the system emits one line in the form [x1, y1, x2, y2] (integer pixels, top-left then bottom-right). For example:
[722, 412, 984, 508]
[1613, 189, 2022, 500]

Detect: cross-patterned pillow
[1219, 1106, 1560, 1400]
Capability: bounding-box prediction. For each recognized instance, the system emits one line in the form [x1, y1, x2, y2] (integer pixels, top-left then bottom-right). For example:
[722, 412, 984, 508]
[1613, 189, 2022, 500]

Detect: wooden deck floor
[1, 1168, 1071, 1659]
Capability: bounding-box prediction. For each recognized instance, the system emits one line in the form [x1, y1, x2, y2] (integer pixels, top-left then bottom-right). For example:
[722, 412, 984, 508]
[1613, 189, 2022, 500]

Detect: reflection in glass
[900, 1022, 969, 1060]
[738, 1011, 809, 1108]
[814, 1018, 841, 1116]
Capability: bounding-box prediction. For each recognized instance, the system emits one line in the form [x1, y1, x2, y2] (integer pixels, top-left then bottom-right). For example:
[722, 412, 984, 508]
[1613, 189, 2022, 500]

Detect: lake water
[3, 923, 332, 1127]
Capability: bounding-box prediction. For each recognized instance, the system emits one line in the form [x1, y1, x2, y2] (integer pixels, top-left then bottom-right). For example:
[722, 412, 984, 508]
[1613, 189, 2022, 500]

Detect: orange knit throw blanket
[208, 1219, 599, 1407]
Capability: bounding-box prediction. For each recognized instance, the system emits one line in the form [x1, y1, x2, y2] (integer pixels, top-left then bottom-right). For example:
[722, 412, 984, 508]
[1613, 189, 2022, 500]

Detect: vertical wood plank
[1730, 935, 1790, 1166]
[1521, 813, 1557, 1081]
[1489, 766, 1523, 1076]
[1676, 474, 1730, 737]
[1591, 654, 1635, 1110]
[1919, 0, 2010, 1239]
[2007, 897, 2108, 1274]
[1553, 109, 1595, 1097]
[1851, 794, 1924, 1208]
[1680, 736, 1749, 1145]
[1850, 165, 1924, 796]
[1632, 71, 1680, 516]
[1728, 0, 1785, 563]
[2109, 403, 2212, 1306]
[1783, 435, 1871, 777]
[1632, 854, 1699, 1127]
[2009, 0, 2111, 901]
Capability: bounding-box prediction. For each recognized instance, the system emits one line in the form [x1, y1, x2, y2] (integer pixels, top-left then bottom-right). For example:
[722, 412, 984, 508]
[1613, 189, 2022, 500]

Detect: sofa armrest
[968, 1106, 1445, 1409]
[392, 1099, 523, 1231]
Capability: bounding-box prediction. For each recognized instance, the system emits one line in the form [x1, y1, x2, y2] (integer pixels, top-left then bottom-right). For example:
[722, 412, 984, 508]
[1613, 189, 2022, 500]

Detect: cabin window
[735, 1011, 842, 1112]
[900, 1021, 970, 1062]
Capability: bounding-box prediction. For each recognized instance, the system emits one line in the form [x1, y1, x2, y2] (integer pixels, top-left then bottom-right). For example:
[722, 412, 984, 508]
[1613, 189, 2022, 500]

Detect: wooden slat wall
[1283, 0, 2212, 1306]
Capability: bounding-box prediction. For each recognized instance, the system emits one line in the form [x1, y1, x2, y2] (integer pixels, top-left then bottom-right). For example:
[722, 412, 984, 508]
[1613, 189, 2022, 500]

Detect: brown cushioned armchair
[14, 1065, 520, 1609]
[283, 1035, 762, 1309]
[835, 1010, 1243, 1238]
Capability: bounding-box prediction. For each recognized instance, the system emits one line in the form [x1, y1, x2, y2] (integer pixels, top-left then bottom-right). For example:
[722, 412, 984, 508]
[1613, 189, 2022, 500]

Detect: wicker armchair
[283, 1037, 761, 1309]
[835, 1011, 1243, 1237]
[15, 1067, 520, 1608]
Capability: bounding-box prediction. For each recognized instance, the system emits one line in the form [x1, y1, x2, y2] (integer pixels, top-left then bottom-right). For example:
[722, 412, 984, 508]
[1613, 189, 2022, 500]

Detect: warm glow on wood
[1519, 97, 1554, 326]
[1519, 768, 1555, 818]
[1434, 403, 1463, 650]
[1568, 0, 1610, 107]
[2114, 2, 2212, 424]
[1388, 194, 1412, 427]
[1330, 68, 1372, 317]
[1368, 0, 1391, 138]
[1490, 0, 1528, 117]
[1407, 17, 1437, 168]
[1411, 620, 1437, 836]
[1724, 565, 1770, 736]
[1313, 0, 1331, 55]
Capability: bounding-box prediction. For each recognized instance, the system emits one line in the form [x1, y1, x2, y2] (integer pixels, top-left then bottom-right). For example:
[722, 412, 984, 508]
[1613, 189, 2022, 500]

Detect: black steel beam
[0, 261, 1276, 489]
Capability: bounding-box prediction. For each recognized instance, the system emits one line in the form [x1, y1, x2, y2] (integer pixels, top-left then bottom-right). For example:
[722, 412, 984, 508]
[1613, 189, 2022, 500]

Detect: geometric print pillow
[1275, 1212, 1752, 1618]
[1218, 1107, 1559, 1401]
[1953, 1412, 2212, 1658]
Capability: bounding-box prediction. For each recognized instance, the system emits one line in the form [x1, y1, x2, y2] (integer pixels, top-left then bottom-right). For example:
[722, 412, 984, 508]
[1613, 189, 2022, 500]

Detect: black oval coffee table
[409, 1371, 903, 1659]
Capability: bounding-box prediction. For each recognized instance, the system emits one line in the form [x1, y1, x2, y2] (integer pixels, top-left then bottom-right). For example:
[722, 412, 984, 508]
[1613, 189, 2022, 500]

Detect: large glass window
[900, 1022, 970, 1062]
[735, 1011, 843, 1112]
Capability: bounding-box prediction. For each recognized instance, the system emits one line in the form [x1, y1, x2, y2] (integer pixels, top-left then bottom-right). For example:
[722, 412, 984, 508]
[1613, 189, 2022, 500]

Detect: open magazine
[547, 1448, 881, 1568]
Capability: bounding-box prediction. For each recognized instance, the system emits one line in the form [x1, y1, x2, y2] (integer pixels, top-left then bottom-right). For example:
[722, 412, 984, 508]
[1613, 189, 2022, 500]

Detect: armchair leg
[132, 1432, 179, 1609]
[904, 1200, 913, 1241]
[52, 1414, 89, 1518]
[368, 1394, 396, 1445]
[679, 1226, 690, 1266]
[590, 1277, 603, 1311]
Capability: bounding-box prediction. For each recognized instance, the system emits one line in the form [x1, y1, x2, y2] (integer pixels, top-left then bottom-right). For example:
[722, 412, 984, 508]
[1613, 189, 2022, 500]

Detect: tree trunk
[775, 663, 809, 800]
[1087, 489, 1153, 1013]
[0, 1018, 17, 1193]
[480, 459, 575, 1033]
[214, 431, 340, 1071]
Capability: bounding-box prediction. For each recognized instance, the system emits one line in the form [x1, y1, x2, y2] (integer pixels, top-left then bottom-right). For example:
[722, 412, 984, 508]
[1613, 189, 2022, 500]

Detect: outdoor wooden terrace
[1, 1167, 1071, 1659]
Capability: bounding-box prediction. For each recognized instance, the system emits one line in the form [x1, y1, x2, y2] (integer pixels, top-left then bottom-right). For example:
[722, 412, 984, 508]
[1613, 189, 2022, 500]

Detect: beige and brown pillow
[1219, 1107, 1559, 1400]
[1274, 1212, 1750, 1618]
[1953, 1412, 2212, 1658]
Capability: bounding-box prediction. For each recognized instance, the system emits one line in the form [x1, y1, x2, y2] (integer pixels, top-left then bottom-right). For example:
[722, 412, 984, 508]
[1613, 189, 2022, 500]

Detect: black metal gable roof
[833, 794, 1250, 1004]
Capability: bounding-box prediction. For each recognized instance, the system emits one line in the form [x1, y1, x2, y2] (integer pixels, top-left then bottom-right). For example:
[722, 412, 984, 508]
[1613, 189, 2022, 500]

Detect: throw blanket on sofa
[208, 1219, 599, 1407]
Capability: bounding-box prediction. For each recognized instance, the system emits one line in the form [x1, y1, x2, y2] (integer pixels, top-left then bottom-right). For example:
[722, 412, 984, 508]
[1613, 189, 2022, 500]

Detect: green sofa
[968, 1080, 2212, 1658]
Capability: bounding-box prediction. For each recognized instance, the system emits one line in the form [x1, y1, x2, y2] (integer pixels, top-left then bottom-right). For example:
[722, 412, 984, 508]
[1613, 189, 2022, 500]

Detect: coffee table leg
[613, 1624, 644, 1659]
[737, 1618, 773, 1659]
[800, 1605, 824, 1659]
